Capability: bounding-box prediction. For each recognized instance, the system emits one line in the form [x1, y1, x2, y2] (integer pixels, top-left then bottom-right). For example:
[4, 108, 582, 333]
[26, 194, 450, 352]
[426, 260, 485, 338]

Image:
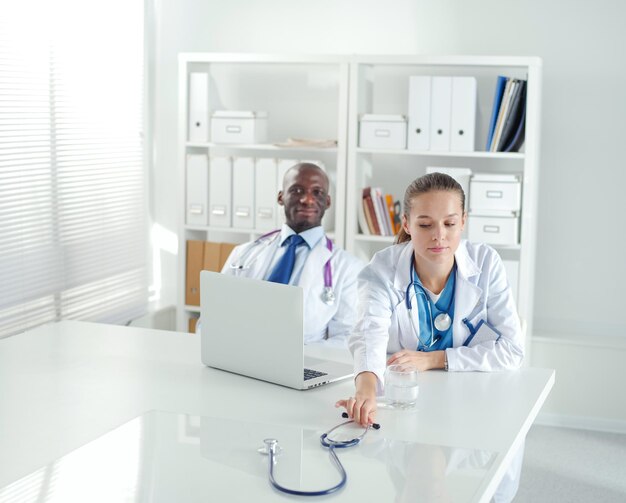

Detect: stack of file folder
[358, 187, 401, 236]
[486, 76, 527, 152]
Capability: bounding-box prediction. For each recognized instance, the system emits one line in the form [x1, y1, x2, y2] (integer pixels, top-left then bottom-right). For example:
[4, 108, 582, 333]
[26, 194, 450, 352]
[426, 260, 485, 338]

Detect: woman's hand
[335, 372, 378, 427]
[387, 349, 445, 371]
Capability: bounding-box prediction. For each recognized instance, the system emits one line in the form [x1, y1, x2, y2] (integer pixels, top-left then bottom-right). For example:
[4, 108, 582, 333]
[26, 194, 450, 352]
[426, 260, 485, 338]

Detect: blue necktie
[267, 234, 306, 284]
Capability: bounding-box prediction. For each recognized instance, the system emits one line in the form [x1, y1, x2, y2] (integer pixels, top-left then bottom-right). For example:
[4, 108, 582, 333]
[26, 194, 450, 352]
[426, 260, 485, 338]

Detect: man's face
[278, 166, 331, 233]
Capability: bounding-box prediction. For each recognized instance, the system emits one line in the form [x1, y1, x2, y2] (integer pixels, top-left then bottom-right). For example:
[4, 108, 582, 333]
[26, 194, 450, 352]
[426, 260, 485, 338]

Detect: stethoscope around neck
[404, 253, 454, 348]
[229, 229, 335, 305]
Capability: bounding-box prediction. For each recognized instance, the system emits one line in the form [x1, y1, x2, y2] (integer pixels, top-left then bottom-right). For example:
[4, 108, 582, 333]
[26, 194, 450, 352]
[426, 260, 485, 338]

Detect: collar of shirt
[279, 224, 324, 249]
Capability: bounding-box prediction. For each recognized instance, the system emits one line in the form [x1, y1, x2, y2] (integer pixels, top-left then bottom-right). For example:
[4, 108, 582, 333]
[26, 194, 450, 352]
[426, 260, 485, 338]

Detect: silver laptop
[200, 271, 353, 389]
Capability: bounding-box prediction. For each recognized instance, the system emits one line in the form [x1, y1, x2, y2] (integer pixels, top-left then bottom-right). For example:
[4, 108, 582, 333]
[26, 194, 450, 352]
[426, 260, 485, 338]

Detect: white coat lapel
[453, 245, 482, 343]
[298, 238, 331, 295]
[394, 244, 419, 350]
[250, 234, 280, 280]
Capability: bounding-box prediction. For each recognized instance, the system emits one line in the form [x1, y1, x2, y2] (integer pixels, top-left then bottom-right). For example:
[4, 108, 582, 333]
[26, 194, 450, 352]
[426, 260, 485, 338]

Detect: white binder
[407, 76, 432, 151]
[188, 73, 209, 143]
[450, 77, 477, 152]
[255, 158, 278, 231]
[276, 159, 299, 227]
[186, 154, 209, 225]
[209, 156, 232, 227]
[232, 157, 255, 229]
[429, 76, 452, 151]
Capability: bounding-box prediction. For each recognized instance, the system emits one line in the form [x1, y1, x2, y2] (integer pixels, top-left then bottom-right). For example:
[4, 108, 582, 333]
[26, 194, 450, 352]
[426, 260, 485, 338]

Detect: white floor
[515, 425, 626, 502]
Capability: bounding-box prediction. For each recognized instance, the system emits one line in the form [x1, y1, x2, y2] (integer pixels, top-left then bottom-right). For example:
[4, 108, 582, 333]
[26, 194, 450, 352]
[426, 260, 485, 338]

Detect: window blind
[0, 1, 148, 338]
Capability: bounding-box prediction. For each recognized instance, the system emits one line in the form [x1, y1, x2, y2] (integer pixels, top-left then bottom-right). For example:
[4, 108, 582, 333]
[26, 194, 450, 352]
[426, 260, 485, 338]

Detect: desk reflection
[0, 411, 497, 503]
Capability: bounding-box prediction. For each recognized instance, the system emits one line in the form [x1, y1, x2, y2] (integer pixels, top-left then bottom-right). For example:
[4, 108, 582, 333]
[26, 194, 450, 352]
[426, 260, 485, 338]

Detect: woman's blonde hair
[395, 172, 466, 244]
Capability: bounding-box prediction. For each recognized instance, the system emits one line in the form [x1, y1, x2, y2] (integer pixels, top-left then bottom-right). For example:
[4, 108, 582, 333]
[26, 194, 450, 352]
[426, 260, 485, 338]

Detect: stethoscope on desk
[229, 229, 336, 305]
[259, 413, 380, 496]
[405, 253, 455, 349]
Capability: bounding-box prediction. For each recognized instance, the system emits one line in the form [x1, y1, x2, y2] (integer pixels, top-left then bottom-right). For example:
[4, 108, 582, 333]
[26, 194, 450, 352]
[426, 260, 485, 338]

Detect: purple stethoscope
[229, 229, 335, 305]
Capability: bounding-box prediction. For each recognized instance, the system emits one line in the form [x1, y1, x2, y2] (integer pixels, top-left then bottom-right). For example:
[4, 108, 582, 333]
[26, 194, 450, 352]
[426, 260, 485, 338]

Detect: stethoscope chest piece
[434, 312, 452, 332]
[258, 438, 281, 457]
[321, 286, 335, 305]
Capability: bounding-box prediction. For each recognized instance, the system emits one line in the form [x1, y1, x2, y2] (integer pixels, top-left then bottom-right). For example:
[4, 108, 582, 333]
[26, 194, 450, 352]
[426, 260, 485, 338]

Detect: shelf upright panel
[332, 62, 350, 249]
[517, 60, 542, 355]
[177, 54, 191, 332]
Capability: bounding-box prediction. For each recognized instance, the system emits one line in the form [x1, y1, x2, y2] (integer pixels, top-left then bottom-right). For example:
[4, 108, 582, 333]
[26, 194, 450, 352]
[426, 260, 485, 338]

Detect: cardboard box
[218, 242, 237, 269]
[202, 241, 222, 272]
[185, 240, 205, 306]
[189, 317, 198, 334]
[187, 240, 239, 306]
[202, 242, 237, 272]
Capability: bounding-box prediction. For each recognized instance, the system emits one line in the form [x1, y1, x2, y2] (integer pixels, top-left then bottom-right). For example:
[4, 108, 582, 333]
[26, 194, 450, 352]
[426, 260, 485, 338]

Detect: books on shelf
[486, 76, 527, 152]
[359, 187, 401, 236]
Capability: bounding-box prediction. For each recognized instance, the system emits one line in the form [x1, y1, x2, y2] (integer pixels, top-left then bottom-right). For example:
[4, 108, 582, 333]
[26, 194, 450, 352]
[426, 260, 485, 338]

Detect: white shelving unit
[177, 54, 349, 331]
[345, 55, 542, 346]
[177, 53, 542, 346]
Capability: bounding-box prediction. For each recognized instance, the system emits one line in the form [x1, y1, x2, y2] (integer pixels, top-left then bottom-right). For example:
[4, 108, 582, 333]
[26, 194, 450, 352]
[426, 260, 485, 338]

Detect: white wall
[150, 0, 626, 429]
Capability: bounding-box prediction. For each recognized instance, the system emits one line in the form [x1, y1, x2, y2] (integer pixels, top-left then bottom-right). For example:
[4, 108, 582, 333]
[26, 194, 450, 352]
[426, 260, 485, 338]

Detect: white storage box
[359, 114, 407, 149]
[469, 174, 521, 212]
[211, 111, 268, 144]
[468, 212, 519, 246]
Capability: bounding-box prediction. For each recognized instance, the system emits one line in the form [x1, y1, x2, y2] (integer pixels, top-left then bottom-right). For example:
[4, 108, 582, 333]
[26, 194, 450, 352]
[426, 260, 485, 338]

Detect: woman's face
[402, 190, 466, 270]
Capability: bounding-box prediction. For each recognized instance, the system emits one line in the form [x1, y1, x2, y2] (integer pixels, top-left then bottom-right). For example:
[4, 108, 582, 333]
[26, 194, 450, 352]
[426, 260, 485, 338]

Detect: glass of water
[384, 364, 419, 409]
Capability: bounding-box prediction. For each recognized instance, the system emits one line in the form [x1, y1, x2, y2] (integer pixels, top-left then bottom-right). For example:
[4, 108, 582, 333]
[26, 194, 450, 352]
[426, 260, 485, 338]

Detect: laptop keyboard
[304, 368, 328, 381]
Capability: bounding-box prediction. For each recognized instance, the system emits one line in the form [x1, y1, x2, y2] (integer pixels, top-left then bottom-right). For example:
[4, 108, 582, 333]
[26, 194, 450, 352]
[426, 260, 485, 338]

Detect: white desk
[0, 321, 554, 502]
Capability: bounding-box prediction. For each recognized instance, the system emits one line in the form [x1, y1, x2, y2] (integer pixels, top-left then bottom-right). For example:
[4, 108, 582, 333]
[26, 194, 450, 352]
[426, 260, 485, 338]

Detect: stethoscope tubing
[230, 230, 281, 271]
[404, 253, 454, 349]
[264, 418, 377, 497]
[267, 442, 346, 496]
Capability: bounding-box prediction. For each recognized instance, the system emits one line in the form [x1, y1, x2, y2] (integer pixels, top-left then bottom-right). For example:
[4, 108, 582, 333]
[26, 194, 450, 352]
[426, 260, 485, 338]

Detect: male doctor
[221, 162, 364, 346]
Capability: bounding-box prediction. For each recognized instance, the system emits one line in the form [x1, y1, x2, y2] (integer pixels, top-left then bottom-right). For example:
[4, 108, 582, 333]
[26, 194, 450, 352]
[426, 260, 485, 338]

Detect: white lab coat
[350, 240, 524, 383]
[222, 233, 365, 346]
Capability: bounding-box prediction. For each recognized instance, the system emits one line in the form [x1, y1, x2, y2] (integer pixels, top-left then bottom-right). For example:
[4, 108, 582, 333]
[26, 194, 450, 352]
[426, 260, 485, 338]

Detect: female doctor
[337, 172, 524, 426]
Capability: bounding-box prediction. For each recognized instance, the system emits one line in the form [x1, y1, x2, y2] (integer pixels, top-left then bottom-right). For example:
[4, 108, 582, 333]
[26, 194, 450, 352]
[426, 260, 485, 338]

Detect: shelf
[184, 226, 257, 234]
[490, 243, 522, 251]
[354, 234, 396, 243]
[355, 148, 524, 159]
[180, 53, 349, 65]
[353, 54, 542, 68]
[178, 53, 540, 335]
[186, 142, 338, 153]
[184, 226, 335, 240]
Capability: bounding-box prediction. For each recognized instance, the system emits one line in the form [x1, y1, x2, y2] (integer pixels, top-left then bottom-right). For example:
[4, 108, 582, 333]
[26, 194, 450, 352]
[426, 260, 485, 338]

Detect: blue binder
[485, 75, 507, 151]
